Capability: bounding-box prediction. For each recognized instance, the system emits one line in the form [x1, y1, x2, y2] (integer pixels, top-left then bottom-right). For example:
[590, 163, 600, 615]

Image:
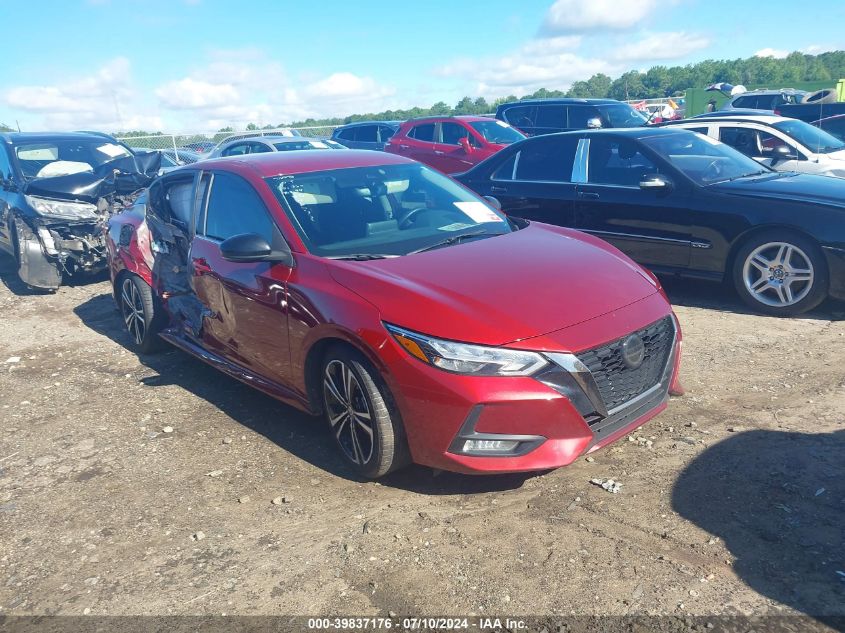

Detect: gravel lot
[0, 253, 843, 622]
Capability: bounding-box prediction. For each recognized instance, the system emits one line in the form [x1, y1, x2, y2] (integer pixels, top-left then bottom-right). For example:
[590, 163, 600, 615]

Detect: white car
[666, 114, 845, 178]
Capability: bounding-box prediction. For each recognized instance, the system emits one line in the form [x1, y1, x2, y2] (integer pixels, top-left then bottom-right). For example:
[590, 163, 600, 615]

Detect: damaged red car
[106, 150, 682, 478]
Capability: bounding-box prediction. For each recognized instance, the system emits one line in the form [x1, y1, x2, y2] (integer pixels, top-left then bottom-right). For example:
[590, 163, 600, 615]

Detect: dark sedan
[456, 127, 845, 316]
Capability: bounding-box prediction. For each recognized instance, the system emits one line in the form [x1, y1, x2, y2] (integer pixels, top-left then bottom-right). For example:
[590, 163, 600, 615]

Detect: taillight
[774, 108, 781, 116]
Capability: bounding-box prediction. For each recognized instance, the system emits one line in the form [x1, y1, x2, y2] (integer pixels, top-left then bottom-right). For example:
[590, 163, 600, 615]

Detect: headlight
[385, 324, 548, 376]
[25, 195, 98, 220]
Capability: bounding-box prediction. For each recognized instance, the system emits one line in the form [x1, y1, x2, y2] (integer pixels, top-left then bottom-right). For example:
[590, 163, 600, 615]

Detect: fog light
[463, 439, 519, 453]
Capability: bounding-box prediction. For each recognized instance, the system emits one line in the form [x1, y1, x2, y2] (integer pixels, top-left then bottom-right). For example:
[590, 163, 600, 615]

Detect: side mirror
[770, 144, 793, 164]
[220, 233, 273, 262]
[483, 195, 502, 210]
[458, 137, 474, 153]
[586, 117, 603, 129]
[639, 174, 672, 191]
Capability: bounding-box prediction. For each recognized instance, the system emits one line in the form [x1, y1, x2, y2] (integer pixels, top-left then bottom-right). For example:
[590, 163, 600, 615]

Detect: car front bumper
[382, 293, 681, 474]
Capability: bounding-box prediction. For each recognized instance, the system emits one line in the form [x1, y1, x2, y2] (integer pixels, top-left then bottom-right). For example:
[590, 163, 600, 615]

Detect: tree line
[11, 49, 841, 137]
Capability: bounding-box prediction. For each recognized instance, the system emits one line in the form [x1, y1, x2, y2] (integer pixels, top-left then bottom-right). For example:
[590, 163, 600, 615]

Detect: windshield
[273, 139, 346, 151]
[640, 131, 772, 185]
[469, 120, 526, 145]
[772, 119, 845, 154]
[266, 163, 512, 258]
[13, 140, 133, 180]
[598, 104, 649, 128]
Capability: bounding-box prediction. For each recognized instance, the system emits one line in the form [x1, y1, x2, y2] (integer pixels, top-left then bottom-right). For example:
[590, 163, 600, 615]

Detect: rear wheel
[118, 274, 165, 353]
[732, 232, 827, 316]
[321, 346, 409, 478]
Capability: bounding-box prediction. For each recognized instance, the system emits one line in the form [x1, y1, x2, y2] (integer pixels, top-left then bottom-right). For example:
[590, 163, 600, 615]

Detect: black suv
[495, 98, 648, 136]
[0, 132, 159, 290]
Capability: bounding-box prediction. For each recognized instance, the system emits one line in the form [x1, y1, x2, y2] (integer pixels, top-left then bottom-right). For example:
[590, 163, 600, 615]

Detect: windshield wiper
[410, 230, 493, 254]
[327, 253, 395, 261]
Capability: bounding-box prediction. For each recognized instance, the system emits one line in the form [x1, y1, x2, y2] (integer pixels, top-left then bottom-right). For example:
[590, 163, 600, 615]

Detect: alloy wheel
[323, 359, 375, 466]
[742, 241, 814, 308]
[121, 278, 146, 345]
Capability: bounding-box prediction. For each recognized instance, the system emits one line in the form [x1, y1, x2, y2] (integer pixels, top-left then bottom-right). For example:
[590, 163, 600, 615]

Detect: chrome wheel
[120, 277, 146, 345]
[323, 360, 374, 466]
[742, 241, 814, 308]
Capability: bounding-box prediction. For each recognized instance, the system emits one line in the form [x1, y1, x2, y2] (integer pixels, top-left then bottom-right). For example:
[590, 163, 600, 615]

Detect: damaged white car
[0, 132, 161, 291]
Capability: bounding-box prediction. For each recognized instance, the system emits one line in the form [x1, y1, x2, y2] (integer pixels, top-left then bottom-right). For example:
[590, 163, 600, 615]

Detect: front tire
[732, 231, 828, 316]
[321, 346, 409, 478]
[118, 274, 165, 353]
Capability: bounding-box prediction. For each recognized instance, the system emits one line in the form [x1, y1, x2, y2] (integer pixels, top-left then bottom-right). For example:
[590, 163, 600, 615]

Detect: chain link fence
[116, 125, 340, 154]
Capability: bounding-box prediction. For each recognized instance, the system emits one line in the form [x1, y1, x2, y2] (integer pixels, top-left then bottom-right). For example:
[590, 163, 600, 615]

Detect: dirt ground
[0, 252, 843, 623]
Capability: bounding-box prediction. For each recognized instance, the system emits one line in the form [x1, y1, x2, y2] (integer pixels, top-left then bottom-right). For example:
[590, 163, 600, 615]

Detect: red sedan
[384, 115, 525, 174]
[106, 150, 682, 478]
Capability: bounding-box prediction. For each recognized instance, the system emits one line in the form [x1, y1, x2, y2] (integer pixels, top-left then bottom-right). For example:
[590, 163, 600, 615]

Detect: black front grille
[576, 316, 674, 412]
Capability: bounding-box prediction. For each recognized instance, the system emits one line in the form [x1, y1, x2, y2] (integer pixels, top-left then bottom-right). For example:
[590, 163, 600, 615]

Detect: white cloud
[541, 0, 659, 34]
[155, 78, 240, 109]
[613, 31, 710, 62]
[756, 44, 839, 58]
[149, 50, 401, 129]
[436, 40, 612, 98]
[755, 48, 789, 59]
[3, 57, 163, 131]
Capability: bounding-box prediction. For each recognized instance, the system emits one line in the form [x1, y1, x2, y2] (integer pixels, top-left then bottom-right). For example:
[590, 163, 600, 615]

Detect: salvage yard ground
[0, 253, 843, 619]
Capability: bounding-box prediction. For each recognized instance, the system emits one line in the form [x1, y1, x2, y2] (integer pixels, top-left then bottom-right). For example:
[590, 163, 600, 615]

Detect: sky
[1, 0, 843, 133]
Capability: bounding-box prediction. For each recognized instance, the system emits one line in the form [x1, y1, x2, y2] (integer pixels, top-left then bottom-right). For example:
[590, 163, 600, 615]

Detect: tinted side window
[686, 127, 710, 135]
[378, 126, 397, 142]
[355, 126, 378, 143]
[512, 136, 579, 182]
[587, 138, 657, 186]
[248, 142, 272, 154]
[440, 122, 468, 145]
[534, 105, 566, 128]
[568, 106, 600, 128]
[732, 95, 760, 109]
[719, 127, 763, 156]
[502, 106, 537, 129]
[204, 173, 274, 242]
[337, 128, 356, 141]
[408, 124, 435, 141]
[222, 143, 250, 157]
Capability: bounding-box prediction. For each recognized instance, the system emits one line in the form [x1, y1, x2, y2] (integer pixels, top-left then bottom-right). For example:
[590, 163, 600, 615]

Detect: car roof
[336, 120, 401, 128]
[498, 98, 622, 107]
[528, 128, 697, 142]
[669, 114, 790, 125]
[198, 149, 415, 177]
[814, 114, 845, 123]
[731, 88, 805, 96]
[258, 136, 335, 143]
[1, 131, 124, 143]
[403, 115, 495, 124]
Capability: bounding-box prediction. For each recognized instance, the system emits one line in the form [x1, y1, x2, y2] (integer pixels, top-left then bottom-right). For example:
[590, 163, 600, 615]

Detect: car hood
[709, 172, 845, 208]
[327, 223, 660, 346]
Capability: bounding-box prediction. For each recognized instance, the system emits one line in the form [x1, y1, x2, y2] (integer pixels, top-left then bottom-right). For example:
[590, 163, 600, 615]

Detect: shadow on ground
[0, 251, 109, 296]
[659, 275, 845, 321]
[673, 429, 845, 622]
[73, 292, 533, 494]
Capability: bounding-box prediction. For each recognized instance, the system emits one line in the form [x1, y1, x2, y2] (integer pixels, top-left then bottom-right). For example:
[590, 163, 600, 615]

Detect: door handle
[192, 257, 212, 275]
[399, 145, 409, 150]
[490, 185, 508, 193]
[434, 150, 445, 155]
[578, 191, 600, 200]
